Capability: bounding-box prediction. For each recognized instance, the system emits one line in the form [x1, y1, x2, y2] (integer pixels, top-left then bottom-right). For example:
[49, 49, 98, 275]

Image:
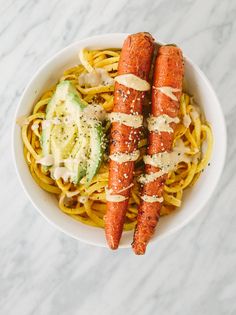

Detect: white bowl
[12, 33, 227, 248]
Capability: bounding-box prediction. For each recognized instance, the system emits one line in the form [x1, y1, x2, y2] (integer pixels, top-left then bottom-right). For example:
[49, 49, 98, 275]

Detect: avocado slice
[41, 81, 86, 160]
[85, 122, 104, 186]
[51, 123, 77, 166]
[65, 121, 90, 184]
[40, 80, 105, 184]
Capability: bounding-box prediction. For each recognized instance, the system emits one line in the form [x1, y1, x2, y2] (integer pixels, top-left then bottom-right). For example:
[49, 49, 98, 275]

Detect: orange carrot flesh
[105, 32, 154, 250]
[132, 45, 184, 255]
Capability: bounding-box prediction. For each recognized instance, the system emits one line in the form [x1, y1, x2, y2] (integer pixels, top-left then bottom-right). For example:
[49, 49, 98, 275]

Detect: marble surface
[1, 0, 236, 314]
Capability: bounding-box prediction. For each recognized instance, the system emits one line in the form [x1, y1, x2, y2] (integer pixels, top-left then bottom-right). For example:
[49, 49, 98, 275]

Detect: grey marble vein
[0, 0, 236, 314]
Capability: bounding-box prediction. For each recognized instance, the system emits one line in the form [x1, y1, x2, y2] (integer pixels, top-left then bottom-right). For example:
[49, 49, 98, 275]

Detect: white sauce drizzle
[66, 190, 80, 198]
[108, 112, 143, 128]
[105, 187, 128, 202]
[183, 114, 191, 128]
[42, 117, 71, 129]
[115, 74, 150, 91]
[37, 155, 54, 166]
[79, 68, 114, 87]
[147, 114, 180, 133]
[109, 150, 140, 163]
[143, 139, 191, 171]
[115, 183, 134, 194]
[190, 108, 200, 121]
[42, 104, 106, 131]
[83, 104, 107, 121]
[78, 196, 88, 204]
[141, 195, 164, 203]
[139, 170, 167, 185]
[52, 167, 72, 182]
[140, 139, 192, 184]
[31, 123, 39, 131]
[156, 86, 180, 101]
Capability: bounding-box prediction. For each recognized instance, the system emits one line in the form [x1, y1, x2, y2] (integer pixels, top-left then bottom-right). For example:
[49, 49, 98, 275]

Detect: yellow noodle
[185, 129, 198, 149]
[70, 214, 98, 227]
[56, 179, 71, 191]
[103, 63, 119, 71]
[84, 201, 104, 228]
[32, 160, 54, 185]
[163, 192, 182, 207]
[94, 56, 119, 68]
[124, 221, 137, 231]
[30, 165, 61, 194]
[93, 54, 106, 64]
[33, 98, 51, 114]
[93, 50, 120, 58]
[92, 203, 107, 212]
[21, 48, 213, 230]
[196, 125, 213, 173]
[164, 163, 198, 193]
[77, 85, 114, 95]
[59, 193, 85, 215]
[193, 118, 201, 147]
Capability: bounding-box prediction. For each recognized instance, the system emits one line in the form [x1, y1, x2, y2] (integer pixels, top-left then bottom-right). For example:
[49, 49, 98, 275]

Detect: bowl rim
[12, 33, 227, 248]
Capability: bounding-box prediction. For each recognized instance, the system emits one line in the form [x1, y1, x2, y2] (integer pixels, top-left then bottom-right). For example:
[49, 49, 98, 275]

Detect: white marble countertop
[1, 0, 235, 314]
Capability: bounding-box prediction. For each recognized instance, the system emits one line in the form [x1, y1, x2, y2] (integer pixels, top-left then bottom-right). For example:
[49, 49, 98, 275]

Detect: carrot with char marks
[105, 32, 154, 250]
[132, 45, 184, 255]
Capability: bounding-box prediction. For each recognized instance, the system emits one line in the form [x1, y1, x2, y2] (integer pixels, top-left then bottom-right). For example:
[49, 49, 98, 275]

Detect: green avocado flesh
[41, 80, 104, 184]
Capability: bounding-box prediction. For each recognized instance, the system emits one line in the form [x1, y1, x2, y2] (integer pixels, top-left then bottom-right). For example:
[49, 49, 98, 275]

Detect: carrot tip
[105, 234, 120, 250]
[108, 244, 119, 250]
[132, 242, 146, 255]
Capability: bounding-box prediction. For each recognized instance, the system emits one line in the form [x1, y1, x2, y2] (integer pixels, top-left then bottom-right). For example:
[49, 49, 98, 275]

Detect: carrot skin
[105, 32, 154, 250]
[132, 45, 184, 255]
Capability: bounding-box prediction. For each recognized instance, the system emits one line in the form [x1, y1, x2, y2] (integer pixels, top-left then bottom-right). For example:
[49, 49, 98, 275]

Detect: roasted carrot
[104, 32, 154, 250]
[132, 45, 184, 255]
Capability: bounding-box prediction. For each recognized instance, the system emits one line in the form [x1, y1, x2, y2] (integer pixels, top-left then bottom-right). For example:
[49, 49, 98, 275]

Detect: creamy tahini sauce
[42, 104, 106, 130]
[141, 195, 164, 203]
[105, 188, 128, 202]
[66, 190, 80, 198]
[42, 117, 62, 129]
[109, 150, 140, 163]
[83, 104, 107, 122]
[147, 114, 180, 133]
[52, 167, 72, 182]
[156, 86, 180, 101]
[183, 114, 191, 128]
[138, 169, 167, 185]
[109, 112, 143, 128]
[190, 108, 200, 121]
[37, 156, 85, 168]
[78, 196, 88, 204]
[116, 183, 134, 194]
[31, 123, 39, 131]
[79, 68, 114, 87]
[115, 74, 150, 91]
[143, 139, 191, 171]
[37, 154, 54, 166]
[140, 139, 192, 184]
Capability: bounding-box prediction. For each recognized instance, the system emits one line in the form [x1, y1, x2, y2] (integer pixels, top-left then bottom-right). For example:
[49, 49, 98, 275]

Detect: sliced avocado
[46, 80, 83, 117]
[41, 81, 86, 171]
[85, 122, 104, 185]
[40, 80, 105, 184]
[51, 124, 77, 165]
[65, 123, 90, 184]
